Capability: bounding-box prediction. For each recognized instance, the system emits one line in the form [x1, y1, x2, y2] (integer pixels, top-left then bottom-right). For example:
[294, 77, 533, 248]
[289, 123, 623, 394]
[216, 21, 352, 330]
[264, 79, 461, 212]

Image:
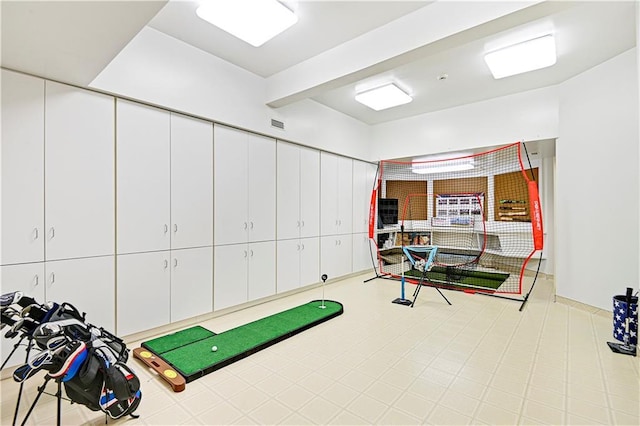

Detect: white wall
[90, 27, 371, 160]
[556, 48, 639, 310]
[370, 86, 559, 161]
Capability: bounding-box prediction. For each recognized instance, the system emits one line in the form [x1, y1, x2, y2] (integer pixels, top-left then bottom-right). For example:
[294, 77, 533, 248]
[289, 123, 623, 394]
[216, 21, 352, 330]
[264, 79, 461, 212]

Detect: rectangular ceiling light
[355, 83, 412, 111]
[196, 0, 298, 47]
[484, 34, 556, 79]
[412, 153, 475, 174]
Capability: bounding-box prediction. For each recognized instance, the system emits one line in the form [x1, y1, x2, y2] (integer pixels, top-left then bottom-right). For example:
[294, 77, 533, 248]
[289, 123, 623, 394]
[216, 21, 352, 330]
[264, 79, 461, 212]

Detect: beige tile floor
[1, 272, 638, 425]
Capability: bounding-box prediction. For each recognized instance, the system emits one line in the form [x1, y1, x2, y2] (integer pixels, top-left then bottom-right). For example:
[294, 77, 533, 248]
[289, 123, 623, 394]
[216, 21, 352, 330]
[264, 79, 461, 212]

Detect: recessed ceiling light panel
[355, 83, 413, 111]
[196, 0, 298, 47]
[484, 34, 556, 79]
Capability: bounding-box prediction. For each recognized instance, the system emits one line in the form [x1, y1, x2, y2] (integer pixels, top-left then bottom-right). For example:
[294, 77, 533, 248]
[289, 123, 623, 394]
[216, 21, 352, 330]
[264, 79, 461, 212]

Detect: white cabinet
[1, 74, 114, 265]
[116, 100, 171, 254]
[45, 81, 114, 261]
[116, 251, 170, 336]
[352, 232, 376, 273]
[320, 235, 352, 280]
[214, 125, 276, 245]
[45, 256, 115, 332]
[321, 153, 353, 236]
[277, 142, 320, 240]
[277, 237, 320, 294]
[116, 247, 213, 336]
[353, 161, 378, 234]
[1, 70, 45, 266]
[213, 241, 276, 310]
[116, 102, 213, 254]
[170, 247, 213, 323]
[1, 262, 46, 368]
[170, 114, 214, 249]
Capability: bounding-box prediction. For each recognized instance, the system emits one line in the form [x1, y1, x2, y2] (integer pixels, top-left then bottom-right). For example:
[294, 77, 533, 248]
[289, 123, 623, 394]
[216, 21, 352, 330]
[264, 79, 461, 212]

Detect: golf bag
[1, 291, 142, 420]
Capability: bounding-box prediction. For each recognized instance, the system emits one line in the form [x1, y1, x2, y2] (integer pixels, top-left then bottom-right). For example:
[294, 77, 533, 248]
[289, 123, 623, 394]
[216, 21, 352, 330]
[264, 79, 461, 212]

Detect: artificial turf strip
[141, 300, 343, 383]
[404, 268, 508, 290]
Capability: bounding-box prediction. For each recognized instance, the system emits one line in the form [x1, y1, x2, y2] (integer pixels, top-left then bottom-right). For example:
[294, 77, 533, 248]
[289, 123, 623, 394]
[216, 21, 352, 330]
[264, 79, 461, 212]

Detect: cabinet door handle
[301, 220, 305, 227]
[50, 272, 55, 285]
[33, 228, 39, 240]
[297, 244, 300, 251]
[174, 224, 178, 233]
[49, 227, 55, 239]
[301, 243, 305, 250]
[173, 258, 178, 267]
[243, 222, 248, 230]
[34, 275, 39, 286]
[297, 221, 300, 228]
[164, 260, 168, 269]
[164, 224, 168, 233]
[244, 250, 248, 258]
[249, 250, 254, 257]
[250, 222, 254, 229]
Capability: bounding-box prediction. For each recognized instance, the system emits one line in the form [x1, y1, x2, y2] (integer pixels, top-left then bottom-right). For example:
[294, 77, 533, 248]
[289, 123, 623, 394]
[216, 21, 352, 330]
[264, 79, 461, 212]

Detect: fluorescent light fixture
[355, 83, 412, 111]
[484, 34, 556, 79]
[196, 0, 298, 47]
[412, 154, 474, 174]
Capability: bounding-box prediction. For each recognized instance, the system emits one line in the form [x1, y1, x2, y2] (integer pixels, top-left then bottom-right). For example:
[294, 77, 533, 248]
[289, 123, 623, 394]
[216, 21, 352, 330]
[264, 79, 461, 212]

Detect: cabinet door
[116, 100, 171, 254]
[320, 152, 339, 235]
[299, 147, 320, 238]
[213, 244, 248, 310]
[352, 232, 376, 273]
[248, 241, 276, 302]
[276, 239, 300, 294]
[46, 256, 115, 332]
[1, 70, 45, 265]
[171, 114, 213, 249]
[247, 133, 276, 243]
[277, 142, 301, 240]
[337, 157, 353, 234]
[320, 235, 352, 280]
[45, 82, 114, 260]
[299, 237, 320, 288]
[170, 247, 213, 323]
[352, 161, 376, 234]
[1, 263, 46, 368]
[214, 125, 248, 245]
[116, 251, 170, 336]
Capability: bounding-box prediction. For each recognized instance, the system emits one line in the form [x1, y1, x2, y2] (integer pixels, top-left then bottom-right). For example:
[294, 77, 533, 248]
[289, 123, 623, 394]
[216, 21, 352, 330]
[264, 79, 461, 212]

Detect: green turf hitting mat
[142, 300, 343, 382]
[404, 266, 509, 291]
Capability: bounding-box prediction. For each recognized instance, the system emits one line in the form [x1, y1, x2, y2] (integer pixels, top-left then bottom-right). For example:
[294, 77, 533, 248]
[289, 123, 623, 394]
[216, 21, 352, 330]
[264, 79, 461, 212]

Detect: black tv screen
[378, 198, 398, 225]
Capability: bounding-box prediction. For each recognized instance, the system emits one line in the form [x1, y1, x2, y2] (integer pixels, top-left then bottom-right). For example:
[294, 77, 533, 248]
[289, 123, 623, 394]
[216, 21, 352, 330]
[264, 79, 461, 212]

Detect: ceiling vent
[271, 119, 285, 130]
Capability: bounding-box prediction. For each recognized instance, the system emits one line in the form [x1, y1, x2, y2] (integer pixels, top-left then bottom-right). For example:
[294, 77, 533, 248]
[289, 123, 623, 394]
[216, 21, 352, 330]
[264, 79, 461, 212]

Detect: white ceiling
[1, 1, 636, 127]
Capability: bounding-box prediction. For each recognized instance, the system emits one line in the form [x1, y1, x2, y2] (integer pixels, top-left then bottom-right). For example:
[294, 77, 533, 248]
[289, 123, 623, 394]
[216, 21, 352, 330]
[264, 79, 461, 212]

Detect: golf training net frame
[368, 142, 544, 310]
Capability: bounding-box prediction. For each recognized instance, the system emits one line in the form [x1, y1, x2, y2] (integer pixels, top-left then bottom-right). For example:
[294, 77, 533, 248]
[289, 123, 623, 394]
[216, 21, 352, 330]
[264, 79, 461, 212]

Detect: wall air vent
[271, 119, 285, 130]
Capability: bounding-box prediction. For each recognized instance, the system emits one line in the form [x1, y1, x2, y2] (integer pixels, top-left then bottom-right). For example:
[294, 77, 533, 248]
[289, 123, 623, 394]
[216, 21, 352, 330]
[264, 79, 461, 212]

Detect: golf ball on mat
[211, 346, 218, 352]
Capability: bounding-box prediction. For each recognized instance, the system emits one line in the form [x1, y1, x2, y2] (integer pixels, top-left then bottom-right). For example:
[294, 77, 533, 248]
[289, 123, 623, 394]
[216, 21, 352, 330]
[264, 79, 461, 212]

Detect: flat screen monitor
[378, 198, 398, 225]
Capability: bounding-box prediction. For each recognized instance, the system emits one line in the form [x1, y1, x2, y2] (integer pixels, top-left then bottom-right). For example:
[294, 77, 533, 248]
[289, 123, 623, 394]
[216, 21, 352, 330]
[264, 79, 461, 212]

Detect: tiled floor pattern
[1, 273, 638, 425]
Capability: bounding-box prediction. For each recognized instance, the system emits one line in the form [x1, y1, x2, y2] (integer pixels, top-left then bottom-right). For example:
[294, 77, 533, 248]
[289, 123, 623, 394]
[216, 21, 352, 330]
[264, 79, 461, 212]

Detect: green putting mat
[142, 300, 343, 382]
[404, 266, 509, 291]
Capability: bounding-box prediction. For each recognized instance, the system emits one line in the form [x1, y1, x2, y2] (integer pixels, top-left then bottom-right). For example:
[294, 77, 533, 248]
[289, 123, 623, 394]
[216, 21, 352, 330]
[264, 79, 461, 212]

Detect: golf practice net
[369, 142, 544, 299]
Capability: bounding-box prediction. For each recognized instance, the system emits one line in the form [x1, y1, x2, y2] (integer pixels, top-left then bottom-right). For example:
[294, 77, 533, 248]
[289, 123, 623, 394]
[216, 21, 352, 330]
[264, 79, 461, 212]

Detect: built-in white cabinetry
[0, 258, 113, 364]
[45, 81, 114, 261]
[116, 251, 170, 336]
[213, 242, 276, 310]
[116, 247, 213, 336]
[214, 125, 276, 245]
[321, 153, 353, 236]
[277, 142, 320, 240]
[320, 235, 352, 280]
[116, 101, 213, 254]
[170, 114, 214, 249]
[1, 70, 45, 266]
[352, 233, 376, 273]
[116, 100, 171, 254]
[276, 237, 320, 294]
[1, 72, 114, 265]
[0, 263, 46, 368]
